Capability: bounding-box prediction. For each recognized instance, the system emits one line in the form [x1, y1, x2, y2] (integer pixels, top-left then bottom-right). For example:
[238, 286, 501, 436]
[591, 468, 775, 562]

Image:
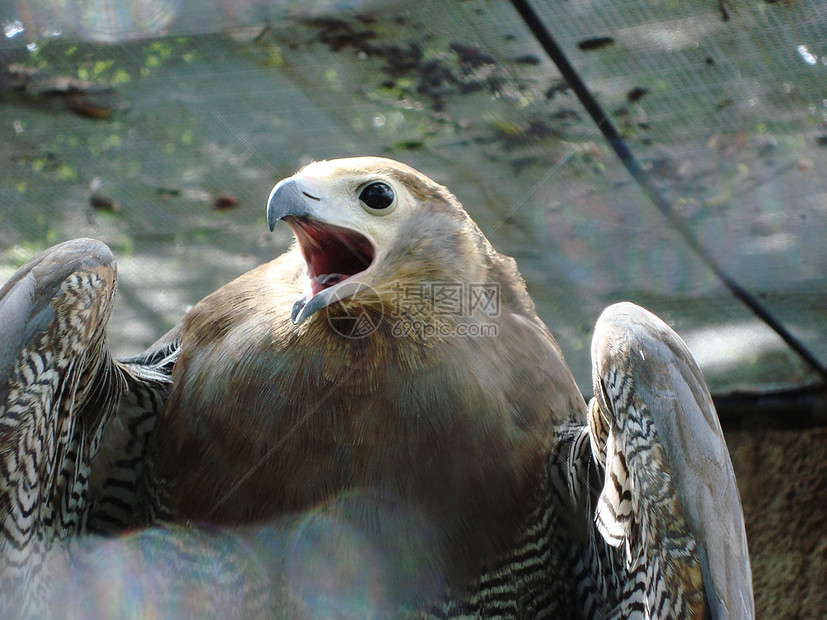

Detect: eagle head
[267, 156, 489, 326]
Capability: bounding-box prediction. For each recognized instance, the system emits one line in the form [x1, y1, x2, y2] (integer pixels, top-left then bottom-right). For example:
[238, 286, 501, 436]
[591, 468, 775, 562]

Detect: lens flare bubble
[72, 0, 180, 42]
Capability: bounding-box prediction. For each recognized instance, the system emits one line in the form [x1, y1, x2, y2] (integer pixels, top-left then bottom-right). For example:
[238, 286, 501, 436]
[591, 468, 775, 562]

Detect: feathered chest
[161, 302, 558, 524]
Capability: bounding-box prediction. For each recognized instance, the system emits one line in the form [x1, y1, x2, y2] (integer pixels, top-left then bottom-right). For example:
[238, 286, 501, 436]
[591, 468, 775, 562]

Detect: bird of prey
[0, 156, 753, 618]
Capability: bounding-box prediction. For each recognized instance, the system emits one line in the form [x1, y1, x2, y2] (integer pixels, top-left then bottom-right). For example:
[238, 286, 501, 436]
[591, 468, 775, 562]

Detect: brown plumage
[149, 156, 586, 583]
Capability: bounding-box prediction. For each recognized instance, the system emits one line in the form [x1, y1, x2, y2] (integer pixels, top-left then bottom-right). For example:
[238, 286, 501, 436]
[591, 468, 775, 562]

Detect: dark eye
[359, 182, 395, 211]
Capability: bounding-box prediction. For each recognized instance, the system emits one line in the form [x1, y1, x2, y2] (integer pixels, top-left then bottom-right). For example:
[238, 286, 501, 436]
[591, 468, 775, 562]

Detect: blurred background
[0, 1, 825, 616]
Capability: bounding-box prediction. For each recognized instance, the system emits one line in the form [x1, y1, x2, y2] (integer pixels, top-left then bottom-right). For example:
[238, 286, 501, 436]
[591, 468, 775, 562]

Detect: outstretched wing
[0, 238, 126, 612]
[0, 239, 174, 613]
[587, 302, 754, 619]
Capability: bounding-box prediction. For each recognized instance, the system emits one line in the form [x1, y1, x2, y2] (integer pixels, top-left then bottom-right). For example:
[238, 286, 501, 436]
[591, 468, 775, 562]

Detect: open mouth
[285, 216, 375, 298]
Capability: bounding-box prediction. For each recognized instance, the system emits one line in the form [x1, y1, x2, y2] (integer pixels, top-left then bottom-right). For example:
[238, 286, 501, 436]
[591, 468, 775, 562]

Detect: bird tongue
[316, 273, 345, 286]
[310, 272, 346, 296]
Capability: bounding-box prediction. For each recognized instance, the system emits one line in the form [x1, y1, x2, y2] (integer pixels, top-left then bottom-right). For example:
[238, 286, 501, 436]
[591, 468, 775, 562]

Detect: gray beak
[290, 279, 367, 325]
[267, 178, 318, 231]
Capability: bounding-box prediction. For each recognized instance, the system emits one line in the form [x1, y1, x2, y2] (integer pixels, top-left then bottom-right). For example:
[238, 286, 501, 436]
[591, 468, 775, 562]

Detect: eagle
[0, 157, 753, 618]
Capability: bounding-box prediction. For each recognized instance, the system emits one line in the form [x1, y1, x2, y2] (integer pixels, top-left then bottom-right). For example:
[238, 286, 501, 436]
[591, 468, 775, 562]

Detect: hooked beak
[267, 178, 375, 325]
[267, 178, 316, 232]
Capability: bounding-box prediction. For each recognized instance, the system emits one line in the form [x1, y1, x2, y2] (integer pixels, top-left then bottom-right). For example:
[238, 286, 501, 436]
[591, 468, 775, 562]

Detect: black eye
[359, 182, 395, 211]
